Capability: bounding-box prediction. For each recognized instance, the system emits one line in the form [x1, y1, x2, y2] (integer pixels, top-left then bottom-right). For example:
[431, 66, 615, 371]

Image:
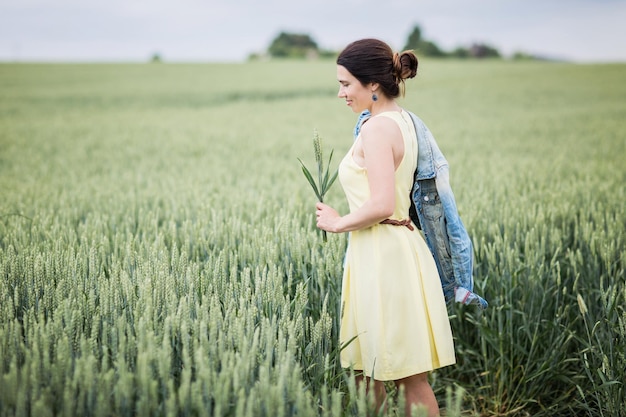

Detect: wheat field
[0, 60, 624, 416]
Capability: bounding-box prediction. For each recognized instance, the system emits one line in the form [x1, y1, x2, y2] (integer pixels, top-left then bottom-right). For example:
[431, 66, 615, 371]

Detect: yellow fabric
[338, 110, 456, 381]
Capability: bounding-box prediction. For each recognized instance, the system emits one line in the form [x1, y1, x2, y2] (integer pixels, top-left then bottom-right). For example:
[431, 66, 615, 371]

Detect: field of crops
[0, 59, 624, 416]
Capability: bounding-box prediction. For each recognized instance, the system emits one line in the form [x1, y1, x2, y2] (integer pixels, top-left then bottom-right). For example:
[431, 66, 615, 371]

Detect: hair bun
[395, 51, 418, 80]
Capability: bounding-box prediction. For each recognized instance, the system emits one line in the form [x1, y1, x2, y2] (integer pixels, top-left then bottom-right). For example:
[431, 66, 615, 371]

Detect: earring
[372, 93, 378, 102]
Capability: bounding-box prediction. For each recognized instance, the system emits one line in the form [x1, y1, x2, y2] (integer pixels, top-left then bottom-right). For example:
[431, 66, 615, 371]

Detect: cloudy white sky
[1, 0, 625, 62]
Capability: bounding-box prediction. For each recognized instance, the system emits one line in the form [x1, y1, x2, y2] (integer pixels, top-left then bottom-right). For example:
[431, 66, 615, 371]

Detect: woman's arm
[316, 116, 404, 233]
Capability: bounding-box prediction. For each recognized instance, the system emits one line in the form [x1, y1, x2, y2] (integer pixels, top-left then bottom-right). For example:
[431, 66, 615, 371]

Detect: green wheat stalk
[298, 130, 338, 242]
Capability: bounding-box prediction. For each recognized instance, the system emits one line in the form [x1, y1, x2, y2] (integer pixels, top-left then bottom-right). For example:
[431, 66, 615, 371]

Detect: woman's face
[337, 65, 372, 114]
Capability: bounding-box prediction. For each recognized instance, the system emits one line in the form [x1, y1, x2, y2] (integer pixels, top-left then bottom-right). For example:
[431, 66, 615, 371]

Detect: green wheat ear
[313, 129, 322, 165]
[298, 129, 338, 242]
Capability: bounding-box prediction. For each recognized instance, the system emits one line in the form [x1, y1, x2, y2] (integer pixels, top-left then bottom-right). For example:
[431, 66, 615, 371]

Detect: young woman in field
[315, 38, 456, 416]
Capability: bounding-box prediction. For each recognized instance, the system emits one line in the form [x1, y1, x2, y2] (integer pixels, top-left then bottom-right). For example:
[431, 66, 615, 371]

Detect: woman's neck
[369, 99, 402, 116]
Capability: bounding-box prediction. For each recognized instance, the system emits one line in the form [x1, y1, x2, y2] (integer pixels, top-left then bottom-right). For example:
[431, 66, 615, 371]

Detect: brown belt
[380, 218, 414, 231]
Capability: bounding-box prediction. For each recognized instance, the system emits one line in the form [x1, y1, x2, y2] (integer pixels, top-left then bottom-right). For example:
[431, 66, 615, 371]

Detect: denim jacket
[354, 110, 488, 309]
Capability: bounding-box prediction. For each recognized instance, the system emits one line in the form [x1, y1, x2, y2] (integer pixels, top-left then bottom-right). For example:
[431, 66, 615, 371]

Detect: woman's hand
[316, 202, 342, 233]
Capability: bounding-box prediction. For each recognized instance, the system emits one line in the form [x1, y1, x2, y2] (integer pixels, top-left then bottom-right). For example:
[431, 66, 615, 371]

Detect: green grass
[0, 60, 624, 416]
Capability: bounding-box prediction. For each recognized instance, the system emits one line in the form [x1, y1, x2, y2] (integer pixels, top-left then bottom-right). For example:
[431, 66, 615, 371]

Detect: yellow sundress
[338, 110, 456, 381]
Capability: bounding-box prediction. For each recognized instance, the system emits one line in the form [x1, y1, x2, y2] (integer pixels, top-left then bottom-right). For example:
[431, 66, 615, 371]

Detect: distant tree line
[403, 25, 501, 58]
[249, 32, 335, 60]
[253, 25, 536, 61]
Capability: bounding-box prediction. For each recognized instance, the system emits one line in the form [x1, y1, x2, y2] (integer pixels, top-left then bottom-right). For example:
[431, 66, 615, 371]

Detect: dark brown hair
[337, 38, 418, 98]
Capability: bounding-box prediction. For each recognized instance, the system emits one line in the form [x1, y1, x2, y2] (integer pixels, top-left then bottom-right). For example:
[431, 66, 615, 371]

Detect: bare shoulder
[360, 114, 402, 143]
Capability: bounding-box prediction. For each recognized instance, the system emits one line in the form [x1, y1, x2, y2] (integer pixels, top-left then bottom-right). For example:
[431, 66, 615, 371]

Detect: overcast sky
[1, 0, 625, 62]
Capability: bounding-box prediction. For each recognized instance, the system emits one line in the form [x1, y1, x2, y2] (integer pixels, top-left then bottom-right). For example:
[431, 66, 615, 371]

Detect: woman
[315, 38, 456, 416]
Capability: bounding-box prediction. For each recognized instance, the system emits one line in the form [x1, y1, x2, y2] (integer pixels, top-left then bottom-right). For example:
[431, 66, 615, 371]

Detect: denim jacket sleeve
[436, 170, 473, 288]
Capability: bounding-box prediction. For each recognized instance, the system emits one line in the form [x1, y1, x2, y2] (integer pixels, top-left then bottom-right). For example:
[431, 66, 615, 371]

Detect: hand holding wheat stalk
[298, 130, 338, 242]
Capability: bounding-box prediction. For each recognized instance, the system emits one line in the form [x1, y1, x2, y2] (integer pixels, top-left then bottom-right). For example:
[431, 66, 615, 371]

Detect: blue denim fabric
[354, 110, 488, 309]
